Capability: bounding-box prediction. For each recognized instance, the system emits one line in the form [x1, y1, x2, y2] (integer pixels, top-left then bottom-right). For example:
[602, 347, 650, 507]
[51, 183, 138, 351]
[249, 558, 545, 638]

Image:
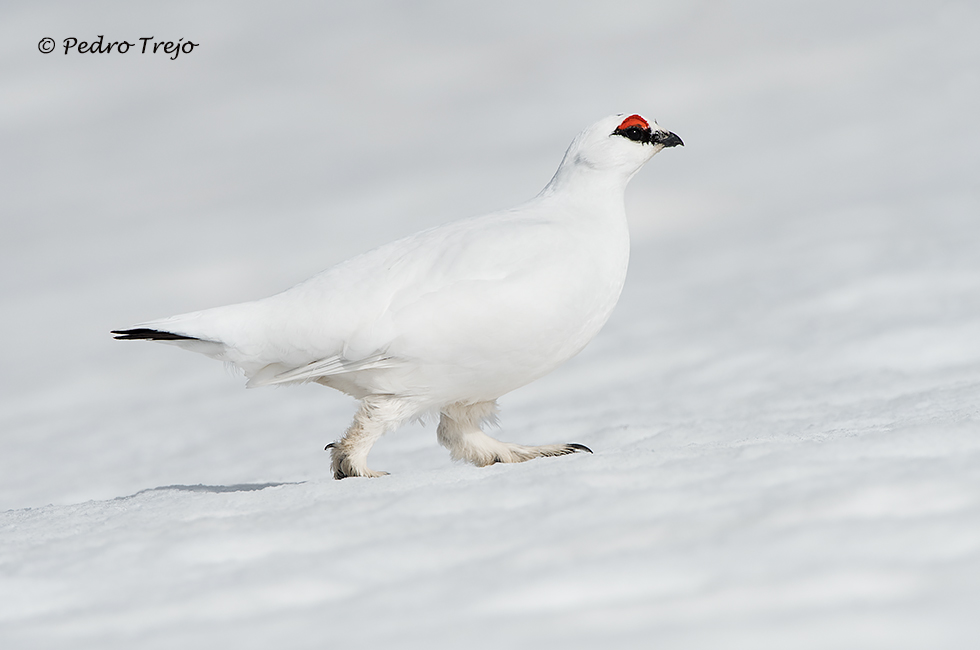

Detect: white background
[2, 1, 979, 647]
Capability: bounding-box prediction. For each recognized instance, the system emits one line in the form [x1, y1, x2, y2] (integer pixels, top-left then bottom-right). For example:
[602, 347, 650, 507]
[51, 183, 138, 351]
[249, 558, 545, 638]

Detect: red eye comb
[616, 115, 649, 130]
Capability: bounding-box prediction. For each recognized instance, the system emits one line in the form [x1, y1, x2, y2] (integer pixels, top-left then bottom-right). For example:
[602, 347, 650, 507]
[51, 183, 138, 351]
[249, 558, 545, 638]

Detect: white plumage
[114, 113, 682, 478]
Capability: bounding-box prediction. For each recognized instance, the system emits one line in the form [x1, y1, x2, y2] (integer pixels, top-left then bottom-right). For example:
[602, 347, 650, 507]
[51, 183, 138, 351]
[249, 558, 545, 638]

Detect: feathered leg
[436, 400, 592, 467]
[326, 396, 417, 479]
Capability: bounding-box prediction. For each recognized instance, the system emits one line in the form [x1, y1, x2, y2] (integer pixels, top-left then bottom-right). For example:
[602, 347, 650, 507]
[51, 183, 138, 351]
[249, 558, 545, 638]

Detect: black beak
[653, 131, 684, 148]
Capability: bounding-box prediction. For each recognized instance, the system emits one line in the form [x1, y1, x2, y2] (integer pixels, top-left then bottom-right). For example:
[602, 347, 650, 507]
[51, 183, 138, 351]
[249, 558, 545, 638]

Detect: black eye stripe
[613, 125, 652, 144]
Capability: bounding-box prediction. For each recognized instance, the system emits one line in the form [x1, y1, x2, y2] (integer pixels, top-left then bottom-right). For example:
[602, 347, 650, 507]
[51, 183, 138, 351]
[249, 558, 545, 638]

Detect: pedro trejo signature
[39, 36, 199, 60]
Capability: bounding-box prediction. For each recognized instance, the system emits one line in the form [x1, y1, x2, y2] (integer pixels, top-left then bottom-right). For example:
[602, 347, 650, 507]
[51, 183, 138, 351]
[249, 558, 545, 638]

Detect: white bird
[114, 113, 682, 479]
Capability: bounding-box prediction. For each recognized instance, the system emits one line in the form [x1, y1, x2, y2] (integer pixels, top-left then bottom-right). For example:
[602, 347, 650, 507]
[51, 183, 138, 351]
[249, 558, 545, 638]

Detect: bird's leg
[437, 400, 592, 467]
[326, 396, 414, 479]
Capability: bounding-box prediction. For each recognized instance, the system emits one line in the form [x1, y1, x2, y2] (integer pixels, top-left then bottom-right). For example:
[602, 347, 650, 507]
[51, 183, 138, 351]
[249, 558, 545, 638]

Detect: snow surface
[2, 1, 979, 647]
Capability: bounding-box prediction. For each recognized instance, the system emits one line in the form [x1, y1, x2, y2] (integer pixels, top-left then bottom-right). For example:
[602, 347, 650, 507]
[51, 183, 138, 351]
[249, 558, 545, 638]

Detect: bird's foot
[436, 403, 593, 469]
[325, 442, 389, 480]
[476, 441, 593, 467]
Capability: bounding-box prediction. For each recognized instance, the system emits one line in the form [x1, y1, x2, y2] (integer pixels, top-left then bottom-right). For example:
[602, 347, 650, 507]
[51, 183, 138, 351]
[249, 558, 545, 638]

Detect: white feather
[123, 114, 681, 415]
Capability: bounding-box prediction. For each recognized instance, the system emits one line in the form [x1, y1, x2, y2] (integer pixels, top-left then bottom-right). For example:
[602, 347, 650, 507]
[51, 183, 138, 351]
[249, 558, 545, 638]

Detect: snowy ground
[2, 1, 979, 647]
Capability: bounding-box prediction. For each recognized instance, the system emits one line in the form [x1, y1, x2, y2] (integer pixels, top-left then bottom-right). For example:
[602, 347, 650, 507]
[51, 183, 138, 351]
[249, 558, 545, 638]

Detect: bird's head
[562, 113, 683, 177]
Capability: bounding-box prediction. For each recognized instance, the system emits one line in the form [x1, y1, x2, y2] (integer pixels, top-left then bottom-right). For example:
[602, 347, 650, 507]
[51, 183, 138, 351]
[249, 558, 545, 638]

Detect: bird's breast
[374, 213, 630, 400]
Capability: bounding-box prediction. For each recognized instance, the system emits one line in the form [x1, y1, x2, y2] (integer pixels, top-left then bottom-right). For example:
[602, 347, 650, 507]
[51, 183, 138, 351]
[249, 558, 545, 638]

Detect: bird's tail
[111, 328, 200, 341]
[111, 323, 231, 366]
[111, 304, 259, 369]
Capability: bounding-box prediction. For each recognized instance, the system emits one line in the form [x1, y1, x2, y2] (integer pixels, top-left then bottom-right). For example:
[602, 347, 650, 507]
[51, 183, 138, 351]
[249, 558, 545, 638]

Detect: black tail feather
[112, 328, 200, 341]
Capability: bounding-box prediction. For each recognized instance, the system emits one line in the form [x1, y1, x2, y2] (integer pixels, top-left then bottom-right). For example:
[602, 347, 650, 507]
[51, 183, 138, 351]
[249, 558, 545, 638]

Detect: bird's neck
[536, 161, 632, 216]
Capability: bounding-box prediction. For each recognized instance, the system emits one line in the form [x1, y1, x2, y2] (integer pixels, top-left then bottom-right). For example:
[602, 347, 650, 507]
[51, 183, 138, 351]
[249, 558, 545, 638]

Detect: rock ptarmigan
[113, 114, 683, 479]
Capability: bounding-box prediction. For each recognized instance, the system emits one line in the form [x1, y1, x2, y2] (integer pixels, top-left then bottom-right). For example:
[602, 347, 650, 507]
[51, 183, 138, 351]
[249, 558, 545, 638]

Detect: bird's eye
[614, 125, 651, 143]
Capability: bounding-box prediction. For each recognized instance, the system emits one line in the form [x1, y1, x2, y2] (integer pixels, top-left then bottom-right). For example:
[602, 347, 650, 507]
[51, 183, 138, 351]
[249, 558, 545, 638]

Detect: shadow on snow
[120, 482, 304, 499]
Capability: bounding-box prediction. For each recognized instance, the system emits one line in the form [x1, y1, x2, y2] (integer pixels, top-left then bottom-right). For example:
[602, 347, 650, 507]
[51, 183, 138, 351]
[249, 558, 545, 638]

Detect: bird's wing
[245, 350, 400, 388]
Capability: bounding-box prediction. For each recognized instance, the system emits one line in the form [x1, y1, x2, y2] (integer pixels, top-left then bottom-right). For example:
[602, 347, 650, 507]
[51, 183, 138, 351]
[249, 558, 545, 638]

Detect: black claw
[567, 443, 593, 454]
[325, 443, 336, 451]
